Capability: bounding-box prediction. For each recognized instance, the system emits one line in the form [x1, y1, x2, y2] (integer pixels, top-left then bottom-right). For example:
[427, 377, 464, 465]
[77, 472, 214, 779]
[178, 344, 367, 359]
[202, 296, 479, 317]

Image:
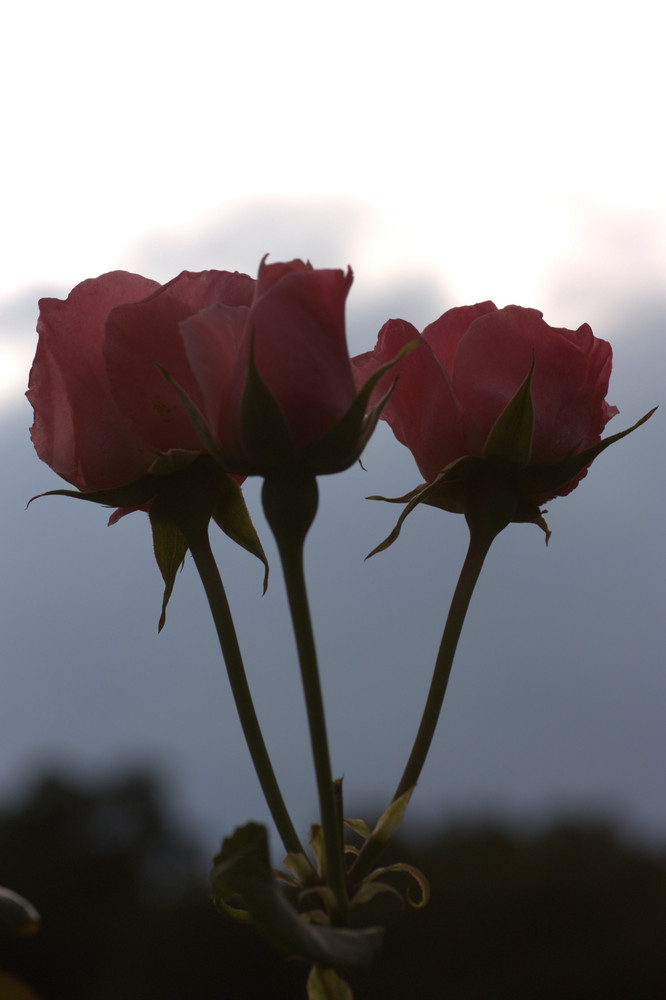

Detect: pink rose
[180, 257, 367, 474]
[353, 303, 619, 514]
[28, 268, 255, 491]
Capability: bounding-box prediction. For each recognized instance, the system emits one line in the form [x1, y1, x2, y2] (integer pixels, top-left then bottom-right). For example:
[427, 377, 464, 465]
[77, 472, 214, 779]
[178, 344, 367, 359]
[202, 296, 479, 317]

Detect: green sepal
[347, 789, 414, 877]
[307, 965, 354, 1000]
[533, 510, 552, 544]
[347, 790, 415, 890]
[365, 788, 414, 851]
[148, 458, 269, 628]
[367, 453, 548, 554]
[366, 354, 543, 546]
[240, 333, 299, 468]
[367, 407, 656, 555]
[483, 357, 535, 467]
[210, 823, 383, 968]
[305, 340, 417, 474]
[0, 888, 40, 938]
[309, 823, 327, 880]
[159, 353, 301, 473]
[343, 793, 429, 915]
[27, 473, 162, 515]
[160, 336, 415, 475]
[299, 883, 340, 918]
[517, 407, 657, 498]
[210, 473, 269, 593]
[284, 851, 319, 885]
[348, 878, 405, 909]
[212, 895, 253, 924]
[148, 505, 188, 632]
[366, 454, 534, 557]
[239, 336, 415, 473]
[147, 448, 201, 475]
[343, 817, 370, 840]
[364, 471, 466, 558]
[154, 364, 230, 468]
[32, 456, 269, 630]
[352, 863, 429, 910]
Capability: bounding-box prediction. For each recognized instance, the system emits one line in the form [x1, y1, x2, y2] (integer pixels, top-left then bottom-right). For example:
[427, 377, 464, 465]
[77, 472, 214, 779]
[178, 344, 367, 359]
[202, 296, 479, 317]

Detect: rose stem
[351, 472, 516, 885]
[187, 524, 306, 859]
[392, 526, 494, 801]
[262, 472, 349, 925]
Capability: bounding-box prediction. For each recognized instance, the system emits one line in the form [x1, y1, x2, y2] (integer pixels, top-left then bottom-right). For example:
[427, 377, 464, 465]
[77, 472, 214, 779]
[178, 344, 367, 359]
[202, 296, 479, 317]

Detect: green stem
[350, 471, 517, 886]
[392, 525, 494, 800]
[187, 525, 305, 859]
[395, 473, 518, 799]
[262, 473, 349, 924]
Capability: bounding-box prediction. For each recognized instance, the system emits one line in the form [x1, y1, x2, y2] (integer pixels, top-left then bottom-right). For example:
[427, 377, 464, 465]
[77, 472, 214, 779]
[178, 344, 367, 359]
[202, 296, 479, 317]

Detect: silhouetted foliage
[348, 821, 666, 999]
[1, 771, 665, 998]
[0, 772, 306, 999]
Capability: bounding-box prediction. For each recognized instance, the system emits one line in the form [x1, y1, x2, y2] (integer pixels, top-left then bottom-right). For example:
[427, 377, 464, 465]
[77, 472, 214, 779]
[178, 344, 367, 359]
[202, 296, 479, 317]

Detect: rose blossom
[27, 269, 255, 492]
[353, 302, 619, 511]
[179, 256, 368, 474]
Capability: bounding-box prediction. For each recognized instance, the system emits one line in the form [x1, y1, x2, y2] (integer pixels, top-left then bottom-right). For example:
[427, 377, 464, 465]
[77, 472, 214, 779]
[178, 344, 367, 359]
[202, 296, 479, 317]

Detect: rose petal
[104, 270, 254, 455]
[422, 301, 497, 374]
[180, 303, 250, 451]
[354, 318, 466, 481]
[451, 306, 616, 463]
[247, 261, 357, 450]
[28, 271, 160, 490]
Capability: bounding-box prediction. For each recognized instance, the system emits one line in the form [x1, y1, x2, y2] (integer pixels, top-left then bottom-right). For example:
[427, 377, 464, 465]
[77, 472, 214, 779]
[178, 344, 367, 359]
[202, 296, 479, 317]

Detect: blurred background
[2, 770, 665, 997]
[1, 2, 665, 987]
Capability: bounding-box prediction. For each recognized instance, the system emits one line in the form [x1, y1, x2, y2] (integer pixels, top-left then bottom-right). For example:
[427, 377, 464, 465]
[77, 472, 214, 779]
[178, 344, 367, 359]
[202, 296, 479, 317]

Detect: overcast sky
[1, 0, 664, 855]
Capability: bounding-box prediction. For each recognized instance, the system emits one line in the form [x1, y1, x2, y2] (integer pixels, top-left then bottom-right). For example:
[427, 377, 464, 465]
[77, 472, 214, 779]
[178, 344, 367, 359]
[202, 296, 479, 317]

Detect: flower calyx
[161, 339, 415, 477]
[366, 360, 656, 555]
[28, 455, 268, 630]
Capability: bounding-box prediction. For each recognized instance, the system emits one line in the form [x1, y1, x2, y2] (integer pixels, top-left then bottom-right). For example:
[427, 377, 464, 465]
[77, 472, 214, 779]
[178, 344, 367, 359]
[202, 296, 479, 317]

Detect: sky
[1, 0, 665, 857]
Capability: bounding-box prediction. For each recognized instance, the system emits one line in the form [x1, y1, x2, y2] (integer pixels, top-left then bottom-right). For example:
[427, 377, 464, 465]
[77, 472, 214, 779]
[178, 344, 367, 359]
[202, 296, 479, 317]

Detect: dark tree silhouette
[1, 771, 665, 999]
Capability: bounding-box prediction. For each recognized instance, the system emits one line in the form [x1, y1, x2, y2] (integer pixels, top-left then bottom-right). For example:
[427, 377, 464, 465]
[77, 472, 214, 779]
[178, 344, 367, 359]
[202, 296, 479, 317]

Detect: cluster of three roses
[27, 256, 619, 519]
